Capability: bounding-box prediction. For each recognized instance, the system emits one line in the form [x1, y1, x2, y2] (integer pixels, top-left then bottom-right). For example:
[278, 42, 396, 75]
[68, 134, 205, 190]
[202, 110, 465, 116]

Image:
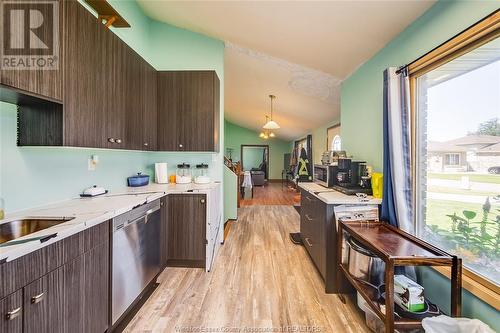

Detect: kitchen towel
[155, 163, 168, 184]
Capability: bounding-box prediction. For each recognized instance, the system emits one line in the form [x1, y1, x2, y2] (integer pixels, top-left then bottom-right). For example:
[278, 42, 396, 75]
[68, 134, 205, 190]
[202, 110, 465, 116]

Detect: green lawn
[428, 172, 500, 184]
[426, 199, 498, 235]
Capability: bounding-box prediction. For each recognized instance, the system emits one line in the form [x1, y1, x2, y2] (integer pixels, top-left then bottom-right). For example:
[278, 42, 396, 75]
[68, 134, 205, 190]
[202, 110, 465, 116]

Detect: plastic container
[371, 173, 383, 199]
[127, 173, 150, 187]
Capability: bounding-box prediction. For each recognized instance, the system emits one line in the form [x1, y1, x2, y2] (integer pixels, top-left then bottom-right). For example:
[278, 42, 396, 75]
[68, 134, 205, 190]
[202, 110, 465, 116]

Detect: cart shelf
[337, 221, 462, 332]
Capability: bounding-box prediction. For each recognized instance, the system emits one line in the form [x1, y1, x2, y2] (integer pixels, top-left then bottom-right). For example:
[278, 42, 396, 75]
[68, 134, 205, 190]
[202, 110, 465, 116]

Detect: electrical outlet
[88, 158, 96, 171]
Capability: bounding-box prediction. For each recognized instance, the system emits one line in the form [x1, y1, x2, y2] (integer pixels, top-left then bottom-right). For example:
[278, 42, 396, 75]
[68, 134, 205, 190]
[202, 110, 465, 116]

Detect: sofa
[250, 171, 266, 186]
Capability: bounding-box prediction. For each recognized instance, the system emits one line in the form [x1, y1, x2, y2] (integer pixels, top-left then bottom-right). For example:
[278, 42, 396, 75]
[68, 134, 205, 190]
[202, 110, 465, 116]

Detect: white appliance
[81, 185, 107, 197]
[154, 163, 168, 184]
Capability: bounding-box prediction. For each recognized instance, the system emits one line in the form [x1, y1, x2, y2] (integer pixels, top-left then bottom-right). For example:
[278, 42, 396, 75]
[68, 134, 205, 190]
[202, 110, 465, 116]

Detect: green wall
[242, 147, 266, 171]
[0, 1, 224, 213]
[339, 1, 499, 329]
[341, 1, 499, 172]
[224, 120, 291, 179]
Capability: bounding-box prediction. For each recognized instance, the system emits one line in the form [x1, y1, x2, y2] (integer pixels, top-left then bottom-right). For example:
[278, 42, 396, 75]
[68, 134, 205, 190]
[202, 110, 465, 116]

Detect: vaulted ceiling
[138, 0, 436, 140]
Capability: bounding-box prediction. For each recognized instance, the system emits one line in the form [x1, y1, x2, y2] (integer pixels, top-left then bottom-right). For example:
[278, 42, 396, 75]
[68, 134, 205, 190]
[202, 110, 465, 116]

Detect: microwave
[313, 164, 338, 188]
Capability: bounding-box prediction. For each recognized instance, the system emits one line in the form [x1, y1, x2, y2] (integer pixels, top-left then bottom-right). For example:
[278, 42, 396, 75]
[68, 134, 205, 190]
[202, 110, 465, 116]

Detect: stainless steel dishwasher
[111, 199, 161, 324]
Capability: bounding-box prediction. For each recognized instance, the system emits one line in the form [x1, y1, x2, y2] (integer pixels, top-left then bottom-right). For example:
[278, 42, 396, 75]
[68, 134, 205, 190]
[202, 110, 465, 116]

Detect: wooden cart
[337, 221, 462, 332]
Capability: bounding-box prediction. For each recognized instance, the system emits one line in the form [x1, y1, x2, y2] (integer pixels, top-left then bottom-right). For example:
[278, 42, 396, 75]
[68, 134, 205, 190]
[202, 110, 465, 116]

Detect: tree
[472, 118, 500, 136]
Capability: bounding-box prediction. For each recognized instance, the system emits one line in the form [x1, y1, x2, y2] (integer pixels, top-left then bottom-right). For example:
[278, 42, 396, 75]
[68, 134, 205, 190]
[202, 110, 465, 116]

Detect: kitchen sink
[0, 217, 75, 244]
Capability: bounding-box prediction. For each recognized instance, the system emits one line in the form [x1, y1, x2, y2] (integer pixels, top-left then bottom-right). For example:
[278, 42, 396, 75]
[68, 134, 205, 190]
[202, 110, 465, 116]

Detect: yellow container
[371, 173, 383, 199]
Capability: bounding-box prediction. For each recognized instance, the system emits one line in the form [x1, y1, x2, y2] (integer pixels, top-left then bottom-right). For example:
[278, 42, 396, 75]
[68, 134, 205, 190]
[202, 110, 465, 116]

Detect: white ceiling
[138, 0, 436, 140]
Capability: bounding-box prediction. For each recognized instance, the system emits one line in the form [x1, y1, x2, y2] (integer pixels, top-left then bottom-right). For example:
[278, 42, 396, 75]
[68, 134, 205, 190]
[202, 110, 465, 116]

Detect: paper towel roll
[155, 163, 168, 184]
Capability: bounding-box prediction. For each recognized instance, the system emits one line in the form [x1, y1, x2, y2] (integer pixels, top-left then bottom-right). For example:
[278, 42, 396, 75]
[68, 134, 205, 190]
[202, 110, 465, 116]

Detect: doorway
[241, 145, 269, 180]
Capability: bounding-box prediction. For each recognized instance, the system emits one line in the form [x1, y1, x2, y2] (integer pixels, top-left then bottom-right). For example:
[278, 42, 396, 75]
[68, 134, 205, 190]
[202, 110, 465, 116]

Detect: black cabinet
[157, 71, 220, 152]
[166, 194, 207, 268]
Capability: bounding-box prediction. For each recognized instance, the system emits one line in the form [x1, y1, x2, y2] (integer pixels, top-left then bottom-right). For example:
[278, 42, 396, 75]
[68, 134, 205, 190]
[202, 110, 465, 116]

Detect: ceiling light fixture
[259, 115, 275, 140]
[263, 95, 280, 130]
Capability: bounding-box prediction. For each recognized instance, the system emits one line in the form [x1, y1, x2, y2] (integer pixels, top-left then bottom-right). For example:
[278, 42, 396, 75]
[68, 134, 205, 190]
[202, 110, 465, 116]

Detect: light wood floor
[240, 182, 301, 207]
[125, 205, 369, 333]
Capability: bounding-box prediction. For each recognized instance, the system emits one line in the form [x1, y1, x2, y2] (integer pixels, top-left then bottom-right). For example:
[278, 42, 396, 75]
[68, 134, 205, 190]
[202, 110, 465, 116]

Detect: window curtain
[381, 67, 413, 233]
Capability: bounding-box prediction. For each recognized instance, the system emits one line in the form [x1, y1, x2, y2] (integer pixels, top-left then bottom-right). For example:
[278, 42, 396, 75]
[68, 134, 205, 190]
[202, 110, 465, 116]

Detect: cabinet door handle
[200, 199, 205, 204]
[305, 214, 313, 221]
[5, 307, 21, 320]
[305, 196, 313, 201]
[304, 238, 313, 247]
[115, 139, 122, 144]
[31, 292, 44, 304]
[179, 144, 183, 148]
[143, 142, 149, 147]
[108, 137, 115, 143]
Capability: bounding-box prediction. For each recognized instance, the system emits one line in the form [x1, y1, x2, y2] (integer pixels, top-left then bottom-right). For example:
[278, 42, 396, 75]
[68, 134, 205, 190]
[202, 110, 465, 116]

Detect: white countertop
[298, 182, 382, 205]
[0, 182, 220, 262]
[297, 182, 337, 194]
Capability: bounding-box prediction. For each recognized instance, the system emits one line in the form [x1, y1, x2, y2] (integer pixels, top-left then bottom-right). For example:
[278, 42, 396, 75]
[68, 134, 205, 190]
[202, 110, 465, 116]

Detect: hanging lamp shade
[263, 120, 280, 130]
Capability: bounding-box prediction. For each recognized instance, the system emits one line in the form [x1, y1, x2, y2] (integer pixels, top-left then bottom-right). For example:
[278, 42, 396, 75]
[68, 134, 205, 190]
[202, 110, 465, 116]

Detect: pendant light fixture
[263, 95, 280, 130]
[259, 116, 275, 140]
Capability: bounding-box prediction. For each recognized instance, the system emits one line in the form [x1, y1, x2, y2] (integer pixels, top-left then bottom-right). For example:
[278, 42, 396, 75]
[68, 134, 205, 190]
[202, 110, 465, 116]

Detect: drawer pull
[305, 214, 313, 221]
[305, 196, 313, 201]
[304, 238, 313, 247]
[31, 292, 45, 304]
[5, 307, 21, 320]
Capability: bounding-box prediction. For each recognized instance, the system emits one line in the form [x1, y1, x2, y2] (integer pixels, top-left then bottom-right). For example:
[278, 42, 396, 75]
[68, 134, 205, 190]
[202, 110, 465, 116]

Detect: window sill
[432, 266, 499, 311]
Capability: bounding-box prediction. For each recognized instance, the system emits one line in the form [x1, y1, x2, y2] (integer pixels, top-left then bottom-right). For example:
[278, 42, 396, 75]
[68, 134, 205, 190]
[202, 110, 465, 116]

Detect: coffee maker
[333, 158, 372, 195]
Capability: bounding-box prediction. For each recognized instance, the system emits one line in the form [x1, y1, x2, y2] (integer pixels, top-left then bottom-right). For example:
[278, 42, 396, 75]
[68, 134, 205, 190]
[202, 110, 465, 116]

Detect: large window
[411, 13, 500, 296]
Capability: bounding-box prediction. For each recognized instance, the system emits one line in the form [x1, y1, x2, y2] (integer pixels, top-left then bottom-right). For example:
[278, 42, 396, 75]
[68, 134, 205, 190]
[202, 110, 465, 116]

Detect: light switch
[88, 159, 96, 171]
[88, 155, 98, 171]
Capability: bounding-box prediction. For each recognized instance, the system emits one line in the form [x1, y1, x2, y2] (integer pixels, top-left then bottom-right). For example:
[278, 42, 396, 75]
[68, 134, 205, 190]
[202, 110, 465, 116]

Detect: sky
[425, 59, 500, 142]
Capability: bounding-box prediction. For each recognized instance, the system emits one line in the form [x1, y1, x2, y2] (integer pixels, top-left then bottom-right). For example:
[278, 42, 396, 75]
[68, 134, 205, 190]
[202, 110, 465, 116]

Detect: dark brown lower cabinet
[160, 197, 168, 270]
[83, 242, 109, 333]
[300, 189, 350, 294]
[167, 194, 206, 268]
[0, 222, 109, 333]
[0, 290, 22, 333]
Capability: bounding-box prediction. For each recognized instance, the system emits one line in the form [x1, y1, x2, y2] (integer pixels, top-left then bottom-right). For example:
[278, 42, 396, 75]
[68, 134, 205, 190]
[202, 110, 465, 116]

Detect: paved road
[428, 192, 500, 204]
[428, 178, 500, 192]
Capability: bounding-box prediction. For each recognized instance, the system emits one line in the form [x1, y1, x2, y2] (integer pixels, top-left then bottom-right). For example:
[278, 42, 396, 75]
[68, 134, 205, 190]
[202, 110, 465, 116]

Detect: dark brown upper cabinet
[17, 0, 157, 151]
[14, 1, 220, 153]
[0, 0, 63, 103]
[142, 63, 158, 151]
[63, 0, 110, 148]
[157, 71, 220, 152]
